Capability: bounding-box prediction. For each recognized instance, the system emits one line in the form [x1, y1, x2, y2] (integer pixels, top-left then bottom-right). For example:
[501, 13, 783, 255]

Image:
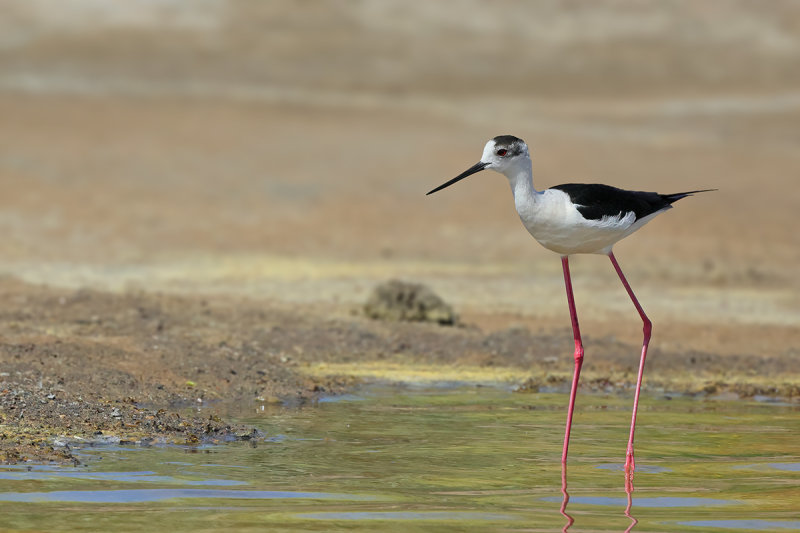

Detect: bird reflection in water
[559, 464, 574, 532]
[559, 464, 638, 532]
[624, 472, 638, 532]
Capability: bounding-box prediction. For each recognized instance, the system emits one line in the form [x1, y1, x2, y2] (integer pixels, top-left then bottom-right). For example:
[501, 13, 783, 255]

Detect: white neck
[506, 161, 539, 204]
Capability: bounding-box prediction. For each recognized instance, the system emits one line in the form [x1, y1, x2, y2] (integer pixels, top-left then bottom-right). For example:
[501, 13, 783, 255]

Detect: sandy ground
[1, 1, 799, 463]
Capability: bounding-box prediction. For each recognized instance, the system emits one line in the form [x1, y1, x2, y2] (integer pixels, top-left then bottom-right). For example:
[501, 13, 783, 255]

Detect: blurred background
[0, 1, 798, 358]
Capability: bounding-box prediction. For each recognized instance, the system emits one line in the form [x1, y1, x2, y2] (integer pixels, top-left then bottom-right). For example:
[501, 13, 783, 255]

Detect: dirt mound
[364, 280, 457, 325]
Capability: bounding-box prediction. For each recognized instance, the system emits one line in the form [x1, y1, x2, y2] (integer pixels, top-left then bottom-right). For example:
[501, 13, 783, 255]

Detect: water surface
[0, 386, 798, 531]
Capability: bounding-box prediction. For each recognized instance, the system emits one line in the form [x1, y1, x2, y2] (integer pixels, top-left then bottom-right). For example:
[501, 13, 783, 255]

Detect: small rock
[93, 435, 121, 445]
[236, 428, 262, 441]
[364, 280, 457, 325]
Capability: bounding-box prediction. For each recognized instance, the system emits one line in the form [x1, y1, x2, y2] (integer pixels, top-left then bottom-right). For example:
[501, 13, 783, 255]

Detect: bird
[427, 135, 713, 479]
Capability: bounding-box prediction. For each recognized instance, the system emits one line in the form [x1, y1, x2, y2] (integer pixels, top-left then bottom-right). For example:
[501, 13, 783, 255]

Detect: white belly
[515, 189, 661, 255]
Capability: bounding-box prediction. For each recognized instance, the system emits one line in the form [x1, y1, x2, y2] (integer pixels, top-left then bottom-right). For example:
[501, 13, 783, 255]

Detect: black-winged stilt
[427, 135, 713, 479]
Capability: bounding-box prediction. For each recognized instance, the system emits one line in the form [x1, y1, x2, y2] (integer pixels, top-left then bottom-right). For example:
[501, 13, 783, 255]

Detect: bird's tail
[661, 189, 717, 204]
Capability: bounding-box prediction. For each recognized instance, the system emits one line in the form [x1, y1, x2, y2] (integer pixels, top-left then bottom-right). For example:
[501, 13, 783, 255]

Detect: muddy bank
[1, 277, 798, 464]
[0, 278, 356, 464]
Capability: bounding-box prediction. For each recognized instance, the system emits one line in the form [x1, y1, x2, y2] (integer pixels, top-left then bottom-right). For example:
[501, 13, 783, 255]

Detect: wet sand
[1, 1, 799, 462]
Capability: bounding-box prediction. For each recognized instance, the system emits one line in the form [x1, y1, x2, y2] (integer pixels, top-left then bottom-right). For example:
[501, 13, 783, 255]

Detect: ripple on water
[0, 470, 244, 486]
[0, 489, 377, 504]
[595, 463, 672, 473]
[678, 519, 800, 530]
[296, 511, 517, 521]
[734, 462, 800, 472]
[542, 495, 736, 507]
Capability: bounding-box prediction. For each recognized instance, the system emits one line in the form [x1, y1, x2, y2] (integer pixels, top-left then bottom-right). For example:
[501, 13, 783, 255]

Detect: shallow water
[1, 386, 798, 532]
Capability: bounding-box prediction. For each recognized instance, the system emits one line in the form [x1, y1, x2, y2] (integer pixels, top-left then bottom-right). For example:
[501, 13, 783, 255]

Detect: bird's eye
[496, 149, 508, 156]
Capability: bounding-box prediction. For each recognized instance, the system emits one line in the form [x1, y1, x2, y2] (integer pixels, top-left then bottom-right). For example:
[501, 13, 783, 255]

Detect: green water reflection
[0, 386, 798, 532]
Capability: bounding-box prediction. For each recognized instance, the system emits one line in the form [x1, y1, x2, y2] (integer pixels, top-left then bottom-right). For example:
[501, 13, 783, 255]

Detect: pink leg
[561, 256, 584, 465]
[608, 252, 652, 482]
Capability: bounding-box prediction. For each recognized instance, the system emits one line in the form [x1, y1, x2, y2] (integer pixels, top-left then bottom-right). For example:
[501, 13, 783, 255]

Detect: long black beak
[426, 161, 490, 195]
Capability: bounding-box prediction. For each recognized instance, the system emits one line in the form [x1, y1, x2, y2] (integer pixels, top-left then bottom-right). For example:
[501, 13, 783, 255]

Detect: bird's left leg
[608, 251, 652, 482]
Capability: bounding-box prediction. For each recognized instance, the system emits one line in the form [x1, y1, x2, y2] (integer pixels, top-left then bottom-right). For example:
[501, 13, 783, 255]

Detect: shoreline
[1, 277, 797, 465]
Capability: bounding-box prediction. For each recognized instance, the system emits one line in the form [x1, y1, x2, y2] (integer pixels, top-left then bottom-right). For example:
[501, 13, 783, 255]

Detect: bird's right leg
[561, 256, 584, 465]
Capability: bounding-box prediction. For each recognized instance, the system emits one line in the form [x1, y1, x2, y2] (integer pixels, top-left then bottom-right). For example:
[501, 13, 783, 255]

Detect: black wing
[550, 183, 712, 221]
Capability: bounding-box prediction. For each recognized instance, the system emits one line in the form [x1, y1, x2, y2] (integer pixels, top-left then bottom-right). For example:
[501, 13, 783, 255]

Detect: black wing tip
[681, 188, 718, 194]
[663, 188, 717, 203]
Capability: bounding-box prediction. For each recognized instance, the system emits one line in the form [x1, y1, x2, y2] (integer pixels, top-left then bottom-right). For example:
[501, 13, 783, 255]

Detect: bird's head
[427, 135, 531, 195]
